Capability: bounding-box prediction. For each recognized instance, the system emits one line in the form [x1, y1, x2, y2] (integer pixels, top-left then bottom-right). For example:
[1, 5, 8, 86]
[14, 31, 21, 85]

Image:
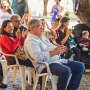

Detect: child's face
[82, 34, 89, 39]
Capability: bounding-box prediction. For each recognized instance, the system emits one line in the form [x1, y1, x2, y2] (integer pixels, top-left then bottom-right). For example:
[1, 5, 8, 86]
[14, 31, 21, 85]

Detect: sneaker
[0, 82, 7, 88]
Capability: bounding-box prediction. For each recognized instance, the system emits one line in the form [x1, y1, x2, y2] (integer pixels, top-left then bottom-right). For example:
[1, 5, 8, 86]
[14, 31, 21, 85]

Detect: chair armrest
[37, 61, 51, 74]
[3, 53, 15, 57]
[2, 53, 19, 65]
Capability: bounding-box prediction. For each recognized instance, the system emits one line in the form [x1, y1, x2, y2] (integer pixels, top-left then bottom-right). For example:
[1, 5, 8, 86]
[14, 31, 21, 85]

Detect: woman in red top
[0, 20, 24, 54]
[0, 20, 33, 67]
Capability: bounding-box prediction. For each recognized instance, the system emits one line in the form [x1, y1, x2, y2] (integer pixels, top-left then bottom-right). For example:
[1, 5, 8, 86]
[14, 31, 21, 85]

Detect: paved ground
[0, 69, 90, 90]
[1, 60, 90, 90]
[79, 72, 90, 90]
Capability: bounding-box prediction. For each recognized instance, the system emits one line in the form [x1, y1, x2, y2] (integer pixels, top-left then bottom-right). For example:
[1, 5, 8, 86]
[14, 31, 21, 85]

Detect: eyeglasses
[33, 24, 42, 28]
[13, 20, 21, 23]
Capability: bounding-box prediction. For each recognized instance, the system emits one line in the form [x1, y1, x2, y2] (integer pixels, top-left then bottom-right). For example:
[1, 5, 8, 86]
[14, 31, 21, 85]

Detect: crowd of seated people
[23, 18, 85, 90]
[46, 14, 90, 66]
[0, 1, 86, 89]
[0, 16, 85, 90]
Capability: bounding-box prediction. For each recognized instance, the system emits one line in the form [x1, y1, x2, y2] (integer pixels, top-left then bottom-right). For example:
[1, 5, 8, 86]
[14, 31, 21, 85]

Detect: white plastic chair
[27, 61, 50, 90]
[51, 75, 58, 90]
[0, 47, 26, 90]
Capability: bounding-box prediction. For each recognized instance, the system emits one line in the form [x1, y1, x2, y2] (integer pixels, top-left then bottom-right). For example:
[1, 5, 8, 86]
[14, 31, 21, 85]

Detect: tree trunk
[73, 0, 90, 28]
[43, 0, 49, 16]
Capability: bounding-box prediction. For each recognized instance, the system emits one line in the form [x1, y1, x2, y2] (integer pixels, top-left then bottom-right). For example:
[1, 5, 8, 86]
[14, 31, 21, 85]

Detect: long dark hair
[1, 20, 12, 34]
[59, 17, 70, 29]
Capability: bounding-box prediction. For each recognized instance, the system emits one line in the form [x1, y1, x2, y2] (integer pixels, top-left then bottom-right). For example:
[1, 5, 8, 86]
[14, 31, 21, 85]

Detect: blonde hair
[82, 31, 89, 36]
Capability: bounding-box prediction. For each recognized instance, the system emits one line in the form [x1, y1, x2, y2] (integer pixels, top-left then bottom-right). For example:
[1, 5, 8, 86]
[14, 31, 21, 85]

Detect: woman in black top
[56, 17, 81, 61]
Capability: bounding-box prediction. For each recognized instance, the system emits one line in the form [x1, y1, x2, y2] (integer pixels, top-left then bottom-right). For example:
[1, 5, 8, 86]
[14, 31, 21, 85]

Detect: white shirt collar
[27, 33, 40, 39]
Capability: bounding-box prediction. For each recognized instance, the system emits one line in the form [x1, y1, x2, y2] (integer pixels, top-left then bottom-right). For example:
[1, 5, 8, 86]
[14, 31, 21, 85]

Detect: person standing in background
[50, 0, 64, 25]
[0, 0, 13, 29]
[11, 0, 28, 22]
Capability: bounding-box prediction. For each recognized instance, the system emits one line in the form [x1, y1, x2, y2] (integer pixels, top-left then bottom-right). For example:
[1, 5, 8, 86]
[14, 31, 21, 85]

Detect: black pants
[6, 57, 34, 67]
[61, 47, 81, 61]
[0, 62, 3, 81]
[72, 47, 81, 61]
[64, 49, 73, 59]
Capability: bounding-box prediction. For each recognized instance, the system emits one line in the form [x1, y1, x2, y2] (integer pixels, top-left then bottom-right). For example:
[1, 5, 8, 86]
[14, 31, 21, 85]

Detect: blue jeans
[49, 60, 85, 90]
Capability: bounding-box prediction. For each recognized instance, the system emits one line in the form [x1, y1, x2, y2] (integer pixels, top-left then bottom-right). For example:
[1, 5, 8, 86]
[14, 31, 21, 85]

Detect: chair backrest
[0, 47, 19, 65]
[24, 45, 50, 74]
[27, 54, 50, 74]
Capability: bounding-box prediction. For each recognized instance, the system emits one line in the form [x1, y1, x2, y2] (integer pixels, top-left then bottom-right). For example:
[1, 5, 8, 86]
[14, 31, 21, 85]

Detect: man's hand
[55, 45, 67, 54]
[49, 45, 67, 57]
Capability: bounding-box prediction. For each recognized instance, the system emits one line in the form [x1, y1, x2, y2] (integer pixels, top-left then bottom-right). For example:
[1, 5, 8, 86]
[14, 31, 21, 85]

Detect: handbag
[15, 46, 28, 60]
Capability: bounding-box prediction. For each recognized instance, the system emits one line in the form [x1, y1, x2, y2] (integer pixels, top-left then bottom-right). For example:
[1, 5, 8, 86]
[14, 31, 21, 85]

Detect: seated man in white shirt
[24, 19, 85, 90]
